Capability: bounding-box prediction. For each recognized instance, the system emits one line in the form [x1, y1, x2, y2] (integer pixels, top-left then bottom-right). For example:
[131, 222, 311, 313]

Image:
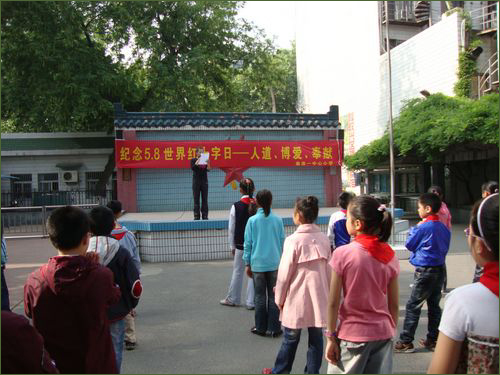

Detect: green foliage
[453, 39, 481, 98]
[1, 1, 298, 133]
[344, 93, 499, 170]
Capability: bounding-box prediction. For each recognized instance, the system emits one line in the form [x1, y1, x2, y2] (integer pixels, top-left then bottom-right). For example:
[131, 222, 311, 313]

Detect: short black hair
[46, 206, 90, 251]
[89, 206, 115, 236]
[106, 200, 123, 215]
[419, 193, 442, 214]
[338, 192, 354, 209]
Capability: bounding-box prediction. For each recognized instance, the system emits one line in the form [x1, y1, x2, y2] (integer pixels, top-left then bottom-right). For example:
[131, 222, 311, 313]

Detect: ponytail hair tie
[495, 189, 499, 193]
[377, 204, 387, 212]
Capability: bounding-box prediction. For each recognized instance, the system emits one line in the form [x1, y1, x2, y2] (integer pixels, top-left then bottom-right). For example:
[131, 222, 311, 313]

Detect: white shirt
[439, 282, 499, 342]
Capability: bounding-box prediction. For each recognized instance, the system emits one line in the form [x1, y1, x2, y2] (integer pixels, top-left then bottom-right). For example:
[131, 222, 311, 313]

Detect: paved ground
[4, 223, 474, 374]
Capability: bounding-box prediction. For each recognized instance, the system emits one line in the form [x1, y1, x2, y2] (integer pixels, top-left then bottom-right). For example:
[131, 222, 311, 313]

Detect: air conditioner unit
[62, 170, 79, 183]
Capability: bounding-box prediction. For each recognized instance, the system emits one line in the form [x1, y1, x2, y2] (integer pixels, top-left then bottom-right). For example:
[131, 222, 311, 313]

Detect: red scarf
[479, 262, 499, 297]
[241, 197, 255, 205]
[354, 234, 395, 264]
[341, 209, 347, 214]
[422, 214, 440, 223]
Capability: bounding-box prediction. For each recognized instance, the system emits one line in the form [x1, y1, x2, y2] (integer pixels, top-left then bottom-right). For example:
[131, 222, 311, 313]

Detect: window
[11, 174, 32, 204]
[85, 172, 109, 198]
[38, 173, 59, 192]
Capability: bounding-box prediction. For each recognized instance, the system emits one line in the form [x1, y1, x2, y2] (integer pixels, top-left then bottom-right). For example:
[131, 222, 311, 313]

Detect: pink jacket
[438, 201, 452, 230]
[275, 224, 331, 329]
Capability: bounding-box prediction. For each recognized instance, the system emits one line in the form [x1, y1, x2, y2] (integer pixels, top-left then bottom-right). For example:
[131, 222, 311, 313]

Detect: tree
[344, 93, 499, 170]
[1, 1, 299, 193]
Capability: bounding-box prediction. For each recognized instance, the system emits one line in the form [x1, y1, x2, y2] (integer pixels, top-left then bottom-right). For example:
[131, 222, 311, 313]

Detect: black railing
[1, 190, 115, 208]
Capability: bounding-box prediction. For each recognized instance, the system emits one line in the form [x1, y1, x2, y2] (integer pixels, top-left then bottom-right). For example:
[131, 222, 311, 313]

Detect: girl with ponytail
[243, 189, 285, 337]
[325, 195, 399, 374]
[220, 178, 256, 309]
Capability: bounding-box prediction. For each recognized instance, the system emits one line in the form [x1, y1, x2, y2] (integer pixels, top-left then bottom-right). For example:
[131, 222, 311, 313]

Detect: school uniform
[327, 210, 351, 250]
[399, 215, 451, 344]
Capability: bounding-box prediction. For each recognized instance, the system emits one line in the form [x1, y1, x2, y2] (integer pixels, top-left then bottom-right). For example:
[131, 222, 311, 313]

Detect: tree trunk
[270, 87, 276, 113]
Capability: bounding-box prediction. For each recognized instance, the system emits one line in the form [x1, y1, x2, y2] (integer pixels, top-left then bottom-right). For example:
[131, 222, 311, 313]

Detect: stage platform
[119, 207, 408, 263]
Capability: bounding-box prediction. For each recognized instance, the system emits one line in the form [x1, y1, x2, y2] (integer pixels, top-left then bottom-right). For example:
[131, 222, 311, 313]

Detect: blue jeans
[252, 271, 281, 333]
[1, 266, 10, 311]
[400, 266, 444, 343]
[110, 318, 125, 373]
[272, 327, 323, 374]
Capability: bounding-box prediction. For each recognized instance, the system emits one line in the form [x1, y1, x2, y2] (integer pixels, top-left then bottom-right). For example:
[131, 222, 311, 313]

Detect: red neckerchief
[354, 234, 395, 264]
[111, 223, 126, 241]
[241, 197, 255, 205]
[341, 209, 347, 214]
[422, 214, 440, 223]
[479, 262, 499, 297]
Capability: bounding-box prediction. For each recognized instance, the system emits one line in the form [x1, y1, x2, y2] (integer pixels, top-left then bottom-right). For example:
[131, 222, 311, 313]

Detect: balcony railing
[478, 52, 499, 98]
[469, 3, 498, 32]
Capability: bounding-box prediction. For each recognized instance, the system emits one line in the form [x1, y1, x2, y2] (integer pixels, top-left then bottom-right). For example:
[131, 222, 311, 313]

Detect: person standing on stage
[190, 147, 211, 220]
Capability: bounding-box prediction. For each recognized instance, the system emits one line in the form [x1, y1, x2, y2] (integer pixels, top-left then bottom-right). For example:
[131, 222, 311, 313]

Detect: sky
[238, 1, 297, 48]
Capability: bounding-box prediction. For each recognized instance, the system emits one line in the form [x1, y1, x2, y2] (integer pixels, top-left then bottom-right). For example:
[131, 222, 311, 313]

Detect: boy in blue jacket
[395, 193, 451, 353]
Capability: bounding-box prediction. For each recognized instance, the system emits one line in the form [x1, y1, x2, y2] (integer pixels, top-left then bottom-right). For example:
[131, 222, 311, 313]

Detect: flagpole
[384, 1, 396, 243]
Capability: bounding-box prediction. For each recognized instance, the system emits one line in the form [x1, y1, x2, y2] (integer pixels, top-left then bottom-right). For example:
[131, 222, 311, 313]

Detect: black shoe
[268, 330, 283, 338]
[125, 341, 136, 351]
[250, 327, 266, 337]
[194, 217, 200, 220]
[202, 217, 208, 220]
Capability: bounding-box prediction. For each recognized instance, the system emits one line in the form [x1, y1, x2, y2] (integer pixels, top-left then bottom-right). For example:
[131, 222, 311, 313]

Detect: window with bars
[85, 172, 109, 197]
[11, 174, 32, 201]
[38, 173, 59, 192]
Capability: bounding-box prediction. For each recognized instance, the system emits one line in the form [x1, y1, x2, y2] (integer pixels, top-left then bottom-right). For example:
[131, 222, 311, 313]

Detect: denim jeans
[1, 267, 10, 311]
[272, 327, 323, 374]
[252, 270, 281, 333]
[110, 318, 125, 373]
[226, 249, 255, 306]
[400, 266, 445, 343]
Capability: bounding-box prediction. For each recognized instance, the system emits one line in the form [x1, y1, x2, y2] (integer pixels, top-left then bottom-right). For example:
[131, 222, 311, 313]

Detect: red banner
[116, 140, 343, 168]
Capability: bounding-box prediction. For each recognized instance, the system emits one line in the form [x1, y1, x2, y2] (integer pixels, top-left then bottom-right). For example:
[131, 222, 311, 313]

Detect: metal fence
[1, 190, 115, 208]
[1, 204, 99, 238]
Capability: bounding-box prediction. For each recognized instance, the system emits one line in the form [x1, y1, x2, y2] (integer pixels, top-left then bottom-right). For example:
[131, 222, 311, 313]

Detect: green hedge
[344, 93, 499, 170]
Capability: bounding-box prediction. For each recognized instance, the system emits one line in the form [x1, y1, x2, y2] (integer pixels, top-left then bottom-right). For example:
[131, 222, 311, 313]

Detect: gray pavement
[4, 223, 474, 374]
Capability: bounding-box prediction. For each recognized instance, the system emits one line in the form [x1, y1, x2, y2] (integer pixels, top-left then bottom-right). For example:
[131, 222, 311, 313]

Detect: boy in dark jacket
[88, 206, 142, 373]
[395, 193, 451, 353]
[24, 206, 121, 374]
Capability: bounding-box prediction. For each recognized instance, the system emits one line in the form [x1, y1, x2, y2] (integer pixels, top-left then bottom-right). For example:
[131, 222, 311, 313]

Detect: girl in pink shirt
[325, 195, 400, 374]
[262, 196, 331, 374]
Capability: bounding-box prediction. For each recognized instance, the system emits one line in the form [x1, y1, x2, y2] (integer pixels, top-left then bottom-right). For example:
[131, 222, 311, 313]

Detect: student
[1, 227, 10, 311]
[472, 181, 498, 283]
[243, 189, 285, 337]
[325, 195, 399, 374]
[327, 192, 354, 252]
[220, 178, 256, 309]
[428, 186, 451, 292]
[428, 193, 498, 374]
[24, 206, 121, 374]
[1, 310, 59, 373]
[107, 200, 141, 351]
[262, 196, 331, 374]
[88, 206, 143, 373]
[190, 146, 211, 220]
[395, 193, 451, 353]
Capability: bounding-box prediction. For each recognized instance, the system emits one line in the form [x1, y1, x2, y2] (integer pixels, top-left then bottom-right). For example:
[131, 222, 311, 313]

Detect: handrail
[469, 3, 497, 31]
[478, 52, 499, 98]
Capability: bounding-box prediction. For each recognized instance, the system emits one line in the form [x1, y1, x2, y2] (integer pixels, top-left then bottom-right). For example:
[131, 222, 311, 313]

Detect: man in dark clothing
[1, 310, 59, 373]
[190, 146, 211, 220]
[24, 206, 121, 374]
